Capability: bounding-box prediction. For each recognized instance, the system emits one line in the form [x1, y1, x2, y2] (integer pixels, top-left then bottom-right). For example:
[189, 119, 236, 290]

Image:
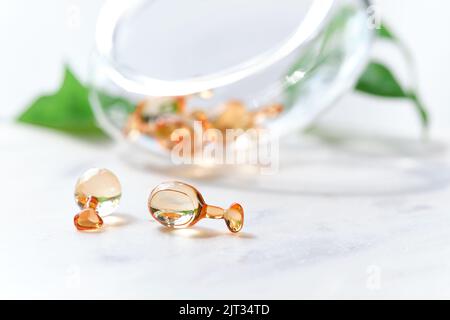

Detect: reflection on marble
[1, 124, 450, 299]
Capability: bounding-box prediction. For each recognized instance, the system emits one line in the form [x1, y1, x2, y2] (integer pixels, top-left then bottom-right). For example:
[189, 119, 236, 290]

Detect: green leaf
[17, 66, 105, 136]
[407, 92, 429, 129]
[284, 6, 356, 108]
[355, 61, 429, 128]
[376, 23, 396, 40]
[285, 8, 430, 132]
[355, 22, 430, 129]
[355, 62, 405, 97]
[96, 90, 136, 115]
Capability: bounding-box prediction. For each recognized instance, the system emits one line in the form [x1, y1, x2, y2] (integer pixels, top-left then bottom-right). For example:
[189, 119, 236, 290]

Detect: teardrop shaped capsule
[148, 181, 244, 233]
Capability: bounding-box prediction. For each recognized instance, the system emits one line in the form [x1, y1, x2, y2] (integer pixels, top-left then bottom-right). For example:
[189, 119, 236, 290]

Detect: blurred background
[1, 0, 449, 139]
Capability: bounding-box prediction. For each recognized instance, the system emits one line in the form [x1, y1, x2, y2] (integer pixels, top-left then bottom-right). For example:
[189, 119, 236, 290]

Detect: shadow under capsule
[102, 213, 139, 228]
[157, 226, 256, 239]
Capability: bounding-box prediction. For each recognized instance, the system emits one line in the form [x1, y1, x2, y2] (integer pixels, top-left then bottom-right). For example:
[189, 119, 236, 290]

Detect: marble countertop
[2, 122, 450, 299]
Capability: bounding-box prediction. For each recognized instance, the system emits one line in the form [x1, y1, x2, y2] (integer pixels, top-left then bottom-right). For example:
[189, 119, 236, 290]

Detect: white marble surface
[2, 122, 450, 299]
[2, 0, 450, 299]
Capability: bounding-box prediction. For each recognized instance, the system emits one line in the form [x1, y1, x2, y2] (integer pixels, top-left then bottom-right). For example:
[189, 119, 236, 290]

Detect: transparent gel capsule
[224, 203, 244, 233]
[148, 181, 244, 233]
[74, 208, 104, 231]
[124, 97, 186, 139]
[154, 115, 193, 150]
[253, 103, 284, 125]
[74, 168, 122, 217]
[214, 100, 254, 131]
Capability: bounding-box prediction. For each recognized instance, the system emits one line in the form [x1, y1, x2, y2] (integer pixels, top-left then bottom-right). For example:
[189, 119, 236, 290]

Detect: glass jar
[89, 0, 373, 166]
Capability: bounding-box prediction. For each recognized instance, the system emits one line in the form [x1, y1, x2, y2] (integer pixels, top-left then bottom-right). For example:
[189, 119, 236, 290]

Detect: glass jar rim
[95, 0, 335, 96]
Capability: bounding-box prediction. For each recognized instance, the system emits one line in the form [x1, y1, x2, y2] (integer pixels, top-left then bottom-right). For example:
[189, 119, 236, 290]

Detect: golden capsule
[148, 181, 244, 233]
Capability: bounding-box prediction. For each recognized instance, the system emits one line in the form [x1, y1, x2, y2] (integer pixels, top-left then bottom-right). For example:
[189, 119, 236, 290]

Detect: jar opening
[95, 0, 335, 96]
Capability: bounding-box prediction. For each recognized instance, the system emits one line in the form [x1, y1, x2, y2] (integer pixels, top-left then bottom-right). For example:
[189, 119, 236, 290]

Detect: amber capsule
[125, 97, 186, 137]
[74, 208, 104, 231]
[148, 181, 244, 233]
[73, 168, 121, 231]
[214, 100, 254, 131]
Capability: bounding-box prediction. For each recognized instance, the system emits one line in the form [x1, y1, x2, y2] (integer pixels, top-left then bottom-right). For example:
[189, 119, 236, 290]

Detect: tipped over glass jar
[89, 0, 373, 166]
